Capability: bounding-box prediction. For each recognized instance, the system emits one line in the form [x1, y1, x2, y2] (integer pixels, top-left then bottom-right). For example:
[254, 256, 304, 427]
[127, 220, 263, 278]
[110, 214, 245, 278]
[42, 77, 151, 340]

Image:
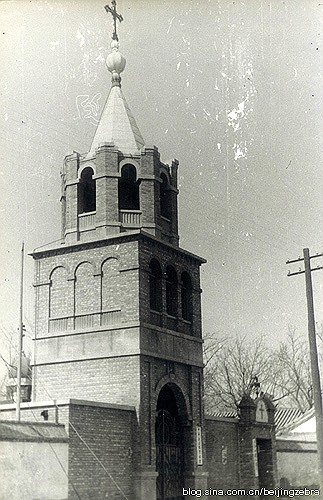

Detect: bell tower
[32, 3, 208, 498]
[61, 30, 179, 248]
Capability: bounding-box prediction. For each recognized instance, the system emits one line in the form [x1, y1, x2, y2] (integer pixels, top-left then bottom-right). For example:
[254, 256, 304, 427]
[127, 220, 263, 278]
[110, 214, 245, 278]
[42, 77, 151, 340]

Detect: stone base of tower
[134, 470, 159, 500]
[184, 471, 209, 498]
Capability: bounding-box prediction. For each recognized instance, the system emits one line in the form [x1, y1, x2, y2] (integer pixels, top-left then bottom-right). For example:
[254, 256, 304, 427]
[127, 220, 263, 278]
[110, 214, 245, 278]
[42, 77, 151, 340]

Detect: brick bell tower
[32, 3, 208, 498]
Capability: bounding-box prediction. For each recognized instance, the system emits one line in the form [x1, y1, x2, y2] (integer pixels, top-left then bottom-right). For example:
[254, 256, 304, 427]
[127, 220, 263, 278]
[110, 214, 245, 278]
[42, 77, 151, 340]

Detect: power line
[26, 405, 82, 500]
[35, 376, 130, 500]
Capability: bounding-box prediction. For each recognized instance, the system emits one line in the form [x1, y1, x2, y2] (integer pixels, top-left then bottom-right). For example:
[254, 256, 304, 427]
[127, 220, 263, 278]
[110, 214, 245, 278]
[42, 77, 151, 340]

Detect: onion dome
[106, 40, 126, 87]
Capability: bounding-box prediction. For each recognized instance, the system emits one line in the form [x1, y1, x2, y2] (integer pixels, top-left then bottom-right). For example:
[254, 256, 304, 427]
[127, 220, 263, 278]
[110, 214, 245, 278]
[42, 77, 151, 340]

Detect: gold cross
[104, 1, 123, 42]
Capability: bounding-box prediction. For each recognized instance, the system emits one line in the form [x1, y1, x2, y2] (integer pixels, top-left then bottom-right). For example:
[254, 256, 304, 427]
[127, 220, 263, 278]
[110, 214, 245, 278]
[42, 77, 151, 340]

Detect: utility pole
[15, 242, 24, 421]
[287, 248, 323, 494]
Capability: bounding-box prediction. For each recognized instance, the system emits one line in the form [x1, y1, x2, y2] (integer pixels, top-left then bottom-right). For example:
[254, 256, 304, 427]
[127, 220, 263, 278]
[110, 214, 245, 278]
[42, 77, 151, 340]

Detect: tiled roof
[208, 407, 309, 431]
[209, 410, 238, 418]
[275, 408, 303, 430]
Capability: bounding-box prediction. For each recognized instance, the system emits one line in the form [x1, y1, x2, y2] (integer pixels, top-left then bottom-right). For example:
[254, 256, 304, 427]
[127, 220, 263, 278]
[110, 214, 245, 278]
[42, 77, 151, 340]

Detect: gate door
[257, 439, 274, 490]
[156, 409, 184, 500]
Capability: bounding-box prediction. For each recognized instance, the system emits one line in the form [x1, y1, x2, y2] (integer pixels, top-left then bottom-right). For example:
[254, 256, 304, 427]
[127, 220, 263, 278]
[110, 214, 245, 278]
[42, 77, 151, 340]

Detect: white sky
[0, 0, 323, 381]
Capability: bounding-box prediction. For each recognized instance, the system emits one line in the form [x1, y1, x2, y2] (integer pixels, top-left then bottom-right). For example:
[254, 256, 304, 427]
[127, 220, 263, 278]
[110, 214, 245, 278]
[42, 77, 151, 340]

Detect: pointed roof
[90, 84, 145, 155]
[89, 12, 145, 156]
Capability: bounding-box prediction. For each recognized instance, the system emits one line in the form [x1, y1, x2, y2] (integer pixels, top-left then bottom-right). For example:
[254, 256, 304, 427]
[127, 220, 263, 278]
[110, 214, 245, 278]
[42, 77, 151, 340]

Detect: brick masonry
[0, 400, 135, 500]
[21, 133, 278, 499]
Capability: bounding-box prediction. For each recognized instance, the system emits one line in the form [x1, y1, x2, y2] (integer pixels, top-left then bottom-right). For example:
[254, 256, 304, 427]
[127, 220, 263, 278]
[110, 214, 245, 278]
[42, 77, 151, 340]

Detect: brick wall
[0, 401, 135, 500]
[206, 417, 240, 493]
[32, 233, 204, 403]
[49, 266, 70, 317]
[139, 236, 204, 339]
[34, 237, 140, 340]
[63, 145, 179, 245]
[33, 356, 141, 408]
[68, 402, 136, 500]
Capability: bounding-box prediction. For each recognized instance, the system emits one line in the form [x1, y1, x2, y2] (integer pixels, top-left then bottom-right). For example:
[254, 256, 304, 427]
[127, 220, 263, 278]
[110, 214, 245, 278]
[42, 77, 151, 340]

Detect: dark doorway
[257, 439, 274, 490]
[156, 385, 184, 500]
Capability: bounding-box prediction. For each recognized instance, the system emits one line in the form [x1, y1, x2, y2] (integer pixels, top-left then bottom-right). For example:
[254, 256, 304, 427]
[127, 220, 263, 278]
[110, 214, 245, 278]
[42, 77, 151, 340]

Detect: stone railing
[78, 211, 96, 230]
[119, 210, 142, 226]
[101, 309, 121, 326]
[48, 317, 69, 334]
[74, 313, 97, 330]
[48, 309, 122, 333]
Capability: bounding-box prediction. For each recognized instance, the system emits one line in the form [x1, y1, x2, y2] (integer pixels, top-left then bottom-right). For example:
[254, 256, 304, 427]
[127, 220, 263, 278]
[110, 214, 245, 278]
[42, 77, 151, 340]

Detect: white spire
[89, 5, 145, 155]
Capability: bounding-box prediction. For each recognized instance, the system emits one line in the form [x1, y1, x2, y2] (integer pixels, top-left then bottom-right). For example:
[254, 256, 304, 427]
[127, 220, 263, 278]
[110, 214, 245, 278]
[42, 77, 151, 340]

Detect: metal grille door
[156, 410, 184, 500]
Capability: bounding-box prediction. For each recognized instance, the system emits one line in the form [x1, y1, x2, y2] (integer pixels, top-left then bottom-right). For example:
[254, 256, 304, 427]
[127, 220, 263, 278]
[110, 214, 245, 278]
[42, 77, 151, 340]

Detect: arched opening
[118, 164, 140, 210]
[181, 272, 192, 322]
[78, 167, 96, 213]
[165, 265, 177, 317]
[160, 173, 171, 220]
[149, 259, 162, 312]
[49, 266, 69, 318]
[156, 384, 185, 500]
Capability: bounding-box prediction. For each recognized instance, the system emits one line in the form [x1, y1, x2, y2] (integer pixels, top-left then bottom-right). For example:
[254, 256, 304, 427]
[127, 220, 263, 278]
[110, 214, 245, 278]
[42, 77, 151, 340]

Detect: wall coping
[0, 420, 68, 442]
[0, 398, 136, 413]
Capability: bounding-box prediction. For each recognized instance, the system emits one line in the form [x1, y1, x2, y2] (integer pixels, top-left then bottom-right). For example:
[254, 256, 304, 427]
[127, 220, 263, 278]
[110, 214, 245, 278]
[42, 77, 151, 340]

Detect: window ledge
[78, 211, 96, 217]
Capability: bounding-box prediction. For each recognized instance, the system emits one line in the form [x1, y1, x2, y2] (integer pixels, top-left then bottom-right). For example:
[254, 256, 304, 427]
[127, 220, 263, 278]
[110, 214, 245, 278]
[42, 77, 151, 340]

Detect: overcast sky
[0, 0, 323, 381]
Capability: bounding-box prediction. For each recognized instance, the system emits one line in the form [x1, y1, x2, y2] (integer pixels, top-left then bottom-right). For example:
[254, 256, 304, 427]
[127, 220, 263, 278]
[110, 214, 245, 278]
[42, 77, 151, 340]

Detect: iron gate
[156, 409, 184, 500]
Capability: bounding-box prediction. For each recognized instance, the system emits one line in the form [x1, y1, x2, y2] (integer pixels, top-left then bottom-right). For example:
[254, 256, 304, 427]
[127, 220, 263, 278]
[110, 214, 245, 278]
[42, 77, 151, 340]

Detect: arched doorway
[155, 384, 185, 500]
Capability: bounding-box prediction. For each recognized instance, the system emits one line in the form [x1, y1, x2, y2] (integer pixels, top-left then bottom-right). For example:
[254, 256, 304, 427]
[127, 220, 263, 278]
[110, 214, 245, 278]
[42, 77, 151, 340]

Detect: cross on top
[104, 1, 123, 42]
[259, 402, 265, 419]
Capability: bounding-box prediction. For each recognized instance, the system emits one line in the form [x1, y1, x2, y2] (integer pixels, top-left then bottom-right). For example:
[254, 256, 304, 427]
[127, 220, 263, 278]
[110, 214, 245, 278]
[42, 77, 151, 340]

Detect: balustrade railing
[150, 310, 163, 327]
[119, 210, 142, 226]
[78, 211, 96, 230]
[48, 317, 69, 333]
[74, 313, 96, 330]
[101, 309, 121, 326]
[48, 310, 122, 333]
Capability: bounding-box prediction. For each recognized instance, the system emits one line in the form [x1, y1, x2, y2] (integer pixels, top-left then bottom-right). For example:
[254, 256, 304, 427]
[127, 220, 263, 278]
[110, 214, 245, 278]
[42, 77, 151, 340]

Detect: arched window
[181, 272, 192, 321]
[101, 258, 119, 311]
[75, 262, 99, 314]
[160, 173, 171, 219]
[49, 267, 69, 318]
[149, 259, 162, 312]
[118, 164, 140, 210]
[166, 265, 177, 316]
[78, 167, 96, 213]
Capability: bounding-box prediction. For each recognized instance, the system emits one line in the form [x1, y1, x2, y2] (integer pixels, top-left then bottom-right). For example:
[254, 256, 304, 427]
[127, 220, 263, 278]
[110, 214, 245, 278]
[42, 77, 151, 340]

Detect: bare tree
[203, 334, 279, 414]
[203, 328, 313, 414]
[274, 327, 313, 412]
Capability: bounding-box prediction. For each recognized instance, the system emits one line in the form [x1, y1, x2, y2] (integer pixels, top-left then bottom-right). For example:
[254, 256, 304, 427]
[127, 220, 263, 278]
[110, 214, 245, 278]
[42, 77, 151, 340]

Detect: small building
[276, 408, 318, 488]
[5, 353, 32, 403]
